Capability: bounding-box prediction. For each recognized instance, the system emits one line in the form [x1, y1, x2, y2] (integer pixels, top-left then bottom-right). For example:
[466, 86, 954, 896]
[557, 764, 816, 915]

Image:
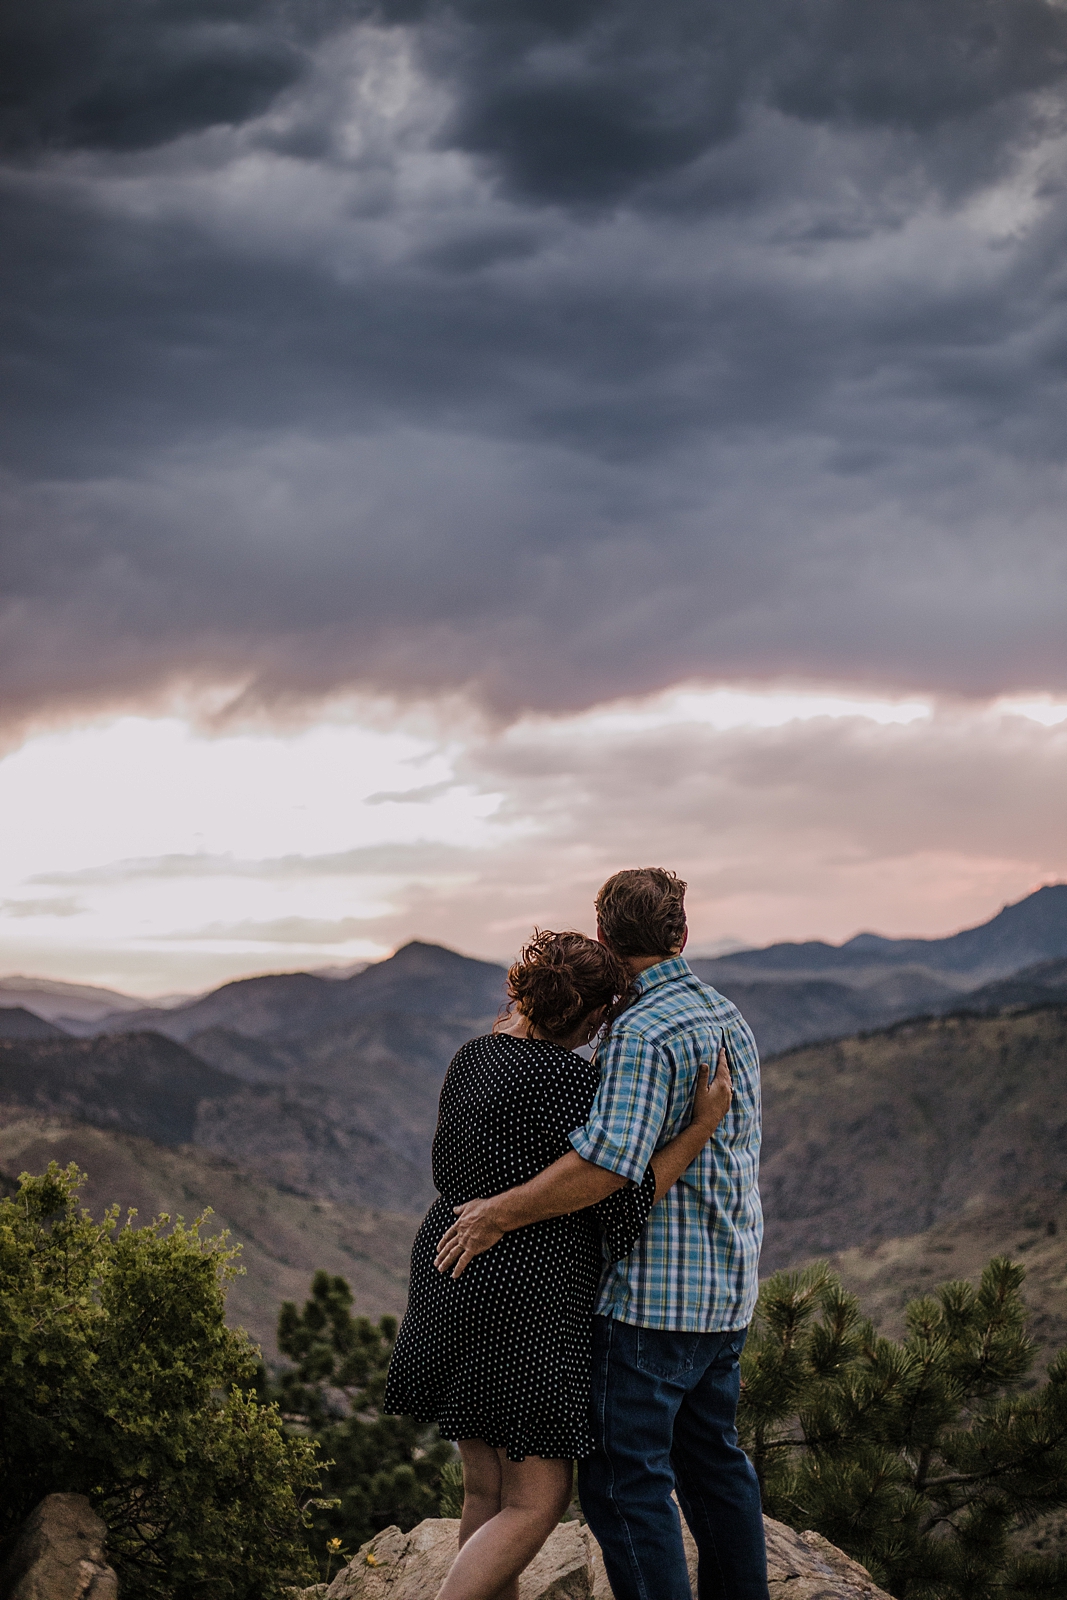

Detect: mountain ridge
[6, 886, 1066, 1058]
[700, 883, 1067, 984]
[84, 940, 508, 1043]
[0, 1006, 70, 1041]
[1, 887, 1065, 1218]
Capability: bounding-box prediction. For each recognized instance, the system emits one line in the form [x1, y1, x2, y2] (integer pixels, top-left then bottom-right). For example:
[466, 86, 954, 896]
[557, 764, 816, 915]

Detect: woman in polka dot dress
[384, 930, 732, 1600]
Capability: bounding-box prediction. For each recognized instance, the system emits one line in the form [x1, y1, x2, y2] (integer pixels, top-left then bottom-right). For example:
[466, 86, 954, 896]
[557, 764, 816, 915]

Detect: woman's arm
[648, 1046, 732, 1201]
[435, 1045, 732, 1279]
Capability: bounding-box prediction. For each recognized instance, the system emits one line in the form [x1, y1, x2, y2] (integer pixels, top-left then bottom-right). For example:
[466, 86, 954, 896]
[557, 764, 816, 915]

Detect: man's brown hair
[595, 867, 687, 959]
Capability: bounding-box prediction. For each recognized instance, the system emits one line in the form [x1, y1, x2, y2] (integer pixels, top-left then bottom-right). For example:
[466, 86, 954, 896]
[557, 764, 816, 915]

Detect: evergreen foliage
[270, 1271, 454, 1569]
[738, 1258, 1067, 1599]
[0, 1163, 320, 1600]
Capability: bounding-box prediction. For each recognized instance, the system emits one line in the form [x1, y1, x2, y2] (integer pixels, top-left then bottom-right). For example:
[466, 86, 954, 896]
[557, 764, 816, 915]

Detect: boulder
[325, 1522, 459, 1600]
[517, 1522, 591, 1600]
[0, 1496, 118, 1600]
[764, 1521, 892, 1599]
[319, 1513, 894, 1599]
[323, 1518, 587, 1600]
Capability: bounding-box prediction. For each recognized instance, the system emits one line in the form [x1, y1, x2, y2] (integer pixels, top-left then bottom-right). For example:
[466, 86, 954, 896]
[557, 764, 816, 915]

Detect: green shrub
[0, 1163, 320, 1600]
[270, 1271, 454, 1568]
[738, 1258, 1067, 1599]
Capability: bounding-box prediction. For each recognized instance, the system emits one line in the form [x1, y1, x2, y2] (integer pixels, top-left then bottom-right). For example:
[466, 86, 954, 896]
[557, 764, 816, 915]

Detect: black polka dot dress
[383, 1032, 655, 1461]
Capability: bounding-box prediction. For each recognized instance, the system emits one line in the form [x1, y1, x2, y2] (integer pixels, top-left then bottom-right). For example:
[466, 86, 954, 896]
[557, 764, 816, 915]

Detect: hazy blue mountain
[179, 943, 507, 1207]
[700, 884, 1067, 984]
[689, 969, 964, 1058]
[7, 889, 1067, 1221]
[0, 1006, 69, 1041]
[92, 940, 508, 1043]
[0, 975, 154, 1029]
[0, 945, 509, 1212]
[92, 971, 340, 1042]
[0, 1028, 438, 1210]
[8, 926, 1067, 1281]
[80, 886, 1067, 1064]
[0, 1031, 244, 1145]
[959, 958, 1067, 1014]
[68, 883, 1067, 1068]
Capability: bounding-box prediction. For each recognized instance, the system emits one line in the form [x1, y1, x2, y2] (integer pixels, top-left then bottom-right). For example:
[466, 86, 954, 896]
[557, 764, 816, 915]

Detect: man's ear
[678, 926, 688, 953]
[596, 921, 607, 946]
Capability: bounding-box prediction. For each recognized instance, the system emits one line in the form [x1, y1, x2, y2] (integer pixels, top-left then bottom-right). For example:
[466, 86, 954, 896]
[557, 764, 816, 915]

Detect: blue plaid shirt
[569, 956, 763, 1332]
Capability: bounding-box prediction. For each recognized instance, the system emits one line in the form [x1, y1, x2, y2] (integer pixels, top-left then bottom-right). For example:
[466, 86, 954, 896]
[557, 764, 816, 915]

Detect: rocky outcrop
[318, 1512, 894, 1599]
[323, 1518, 590, 1600]
[762, 1521, 893, 1599]
[0, 1495, 118, 1600]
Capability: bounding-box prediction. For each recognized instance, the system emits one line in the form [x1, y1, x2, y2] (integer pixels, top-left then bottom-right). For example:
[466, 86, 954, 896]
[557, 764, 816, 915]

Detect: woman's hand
[690, 1045, 732, 1139]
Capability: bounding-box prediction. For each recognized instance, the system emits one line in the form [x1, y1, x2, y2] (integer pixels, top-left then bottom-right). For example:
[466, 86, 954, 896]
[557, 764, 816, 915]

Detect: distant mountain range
[9, 882, 1067, 1047]
[62, 939, 508, 1042]
[0, 943, 509, 1210]
[687, 884, 1067, 1055]
[4, 998, 1067, 1363]
[4, 885, 1067, 1363]
[1, 884, 1065, 1218]
[0, 974, 160, 1027]
[698, 883, 1067, 982]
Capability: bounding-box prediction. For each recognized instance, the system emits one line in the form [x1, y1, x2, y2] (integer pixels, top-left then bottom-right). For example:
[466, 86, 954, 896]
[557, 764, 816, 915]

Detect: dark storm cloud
[401, 0, 1067, 204]
[2, 0, 1067, 723]
[0, 0, 353, 154]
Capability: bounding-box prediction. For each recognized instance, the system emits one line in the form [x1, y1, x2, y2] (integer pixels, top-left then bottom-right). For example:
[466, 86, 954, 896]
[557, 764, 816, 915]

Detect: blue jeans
[578, 1317, 769, 1600]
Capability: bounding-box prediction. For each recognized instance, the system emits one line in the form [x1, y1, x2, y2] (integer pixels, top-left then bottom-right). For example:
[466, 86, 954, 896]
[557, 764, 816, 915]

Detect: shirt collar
[631, 954, 692, 998]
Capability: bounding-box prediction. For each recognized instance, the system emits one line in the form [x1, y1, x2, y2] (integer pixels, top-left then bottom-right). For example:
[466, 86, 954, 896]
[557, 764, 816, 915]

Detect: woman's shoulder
[481, 1033, 598, 1082]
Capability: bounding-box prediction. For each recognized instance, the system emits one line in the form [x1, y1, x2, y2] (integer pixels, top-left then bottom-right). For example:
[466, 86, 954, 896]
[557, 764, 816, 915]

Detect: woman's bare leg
[453, 1440, 517, 1600]
[436, 1452, 573, 1600]
[456, 1440, 503, 1547]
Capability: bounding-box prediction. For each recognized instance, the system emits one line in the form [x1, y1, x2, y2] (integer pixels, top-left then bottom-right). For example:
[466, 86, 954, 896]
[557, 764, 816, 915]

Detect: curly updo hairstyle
[505, 929, 631, 1045]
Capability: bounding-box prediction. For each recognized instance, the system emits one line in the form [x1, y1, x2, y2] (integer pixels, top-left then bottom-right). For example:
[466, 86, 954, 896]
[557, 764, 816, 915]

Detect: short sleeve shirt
[569, 956, 763, 1332]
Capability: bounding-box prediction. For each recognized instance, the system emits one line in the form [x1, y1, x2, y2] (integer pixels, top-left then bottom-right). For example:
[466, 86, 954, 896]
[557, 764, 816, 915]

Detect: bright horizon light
[512, 686, 934, 741]
[0, 683, 1065, 996]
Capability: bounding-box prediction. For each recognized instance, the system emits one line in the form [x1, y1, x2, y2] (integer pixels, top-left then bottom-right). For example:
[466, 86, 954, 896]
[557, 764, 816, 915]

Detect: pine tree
[0, 1163, 319, 1600]
[270, 1272, 454, 1570]
[737, 1258, 1067, 1599]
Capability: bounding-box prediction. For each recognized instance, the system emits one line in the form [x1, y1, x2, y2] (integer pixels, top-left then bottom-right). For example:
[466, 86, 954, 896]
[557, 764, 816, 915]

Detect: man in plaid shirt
[436, 868, 768, 1600]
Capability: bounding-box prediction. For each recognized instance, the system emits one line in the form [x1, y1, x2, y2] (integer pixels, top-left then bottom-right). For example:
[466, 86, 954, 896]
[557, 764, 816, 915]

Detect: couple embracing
[384, 869, 768, 1600]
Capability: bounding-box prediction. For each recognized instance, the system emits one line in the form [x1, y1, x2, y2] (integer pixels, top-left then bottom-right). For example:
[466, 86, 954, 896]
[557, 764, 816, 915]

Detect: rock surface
[320, 1513, 894, 1599]
[763, 1521, 892, 1599]
[0, 1495, 118, 1600]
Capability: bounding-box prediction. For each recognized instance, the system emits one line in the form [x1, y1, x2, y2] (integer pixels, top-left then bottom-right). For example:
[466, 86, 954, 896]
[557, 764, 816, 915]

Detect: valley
[0, 1116, 417, 1358]
[2, 883, 1067, 1366]
[758, 1004, 1067, 1266]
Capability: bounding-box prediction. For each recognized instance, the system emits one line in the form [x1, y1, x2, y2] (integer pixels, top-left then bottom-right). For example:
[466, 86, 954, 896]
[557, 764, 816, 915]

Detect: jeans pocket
[634, 1328, 704, 1382]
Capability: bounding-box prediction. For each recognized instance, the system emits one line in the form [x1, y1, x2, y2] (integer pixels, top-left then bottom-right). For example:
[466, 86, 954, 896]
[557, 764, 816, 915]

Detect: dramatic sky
[2, 0, 1066, 992]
